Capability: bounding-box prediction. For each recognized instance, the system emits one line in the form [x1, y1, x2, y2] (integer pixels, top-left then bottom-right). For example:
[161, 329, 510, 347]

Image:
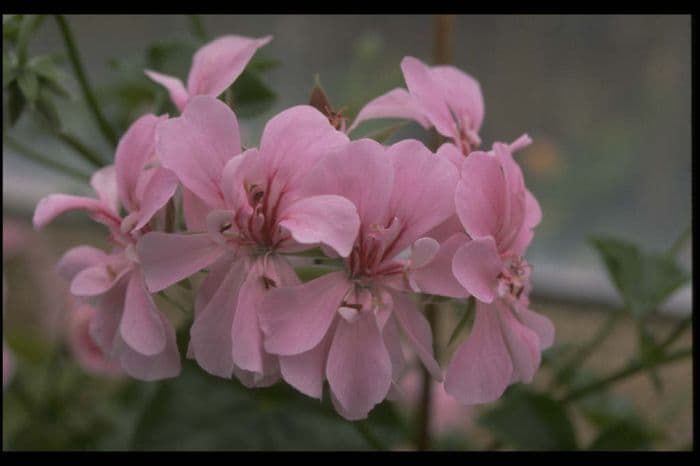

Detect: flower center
[496, 255, 531, 303]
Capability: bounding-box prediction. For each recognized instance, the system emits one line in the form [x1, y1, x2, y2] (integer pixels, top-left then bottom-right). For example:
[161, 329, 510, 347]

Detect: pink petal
[455, 151, 507, 240]
[348, 88, 430, 134]
[194, 251, 237, 317]
[410, 237, 440, 269]
[304, 138, 393, 231]
[145, 70, 189, 111]
[382, 316, 406, 383]
[132, 167, 179, 231]
[326, 311, 392, 420]
[186, 35, 272, 98]
[525, 189, 542, 229]
[182, 188, 210, 231]
[71, 262, 131, 297]
[411, 232, 470, 299]
[515, 306, 555, 350]
[400, 56, 456, 139]
[278, 194, 360, 258]
[189, 257, 249, 378]
[430, 64, 484, 135]
[33, 194, 118, 230]
[156, 95, 240, 207]
[444, 302, 513, 405]
[260, 271, 350, 356]
[114, 311, 181, 381]
[279, 328, 334, 399]
[452, 237, 502, 303]
[138, 232, 224, 292]
[119, 271, 166, 356]
[436, 142, 465, 170]
[89, 281, 127, 356]
[391, 292, 443, 381]
[115, 113, 163, 212]
[90, 165, 119, 213]
[57, 246, 108, 282]
[496, 302, 541, 384]
[384, 139, 459, 257]
[230, 267, 268, 375]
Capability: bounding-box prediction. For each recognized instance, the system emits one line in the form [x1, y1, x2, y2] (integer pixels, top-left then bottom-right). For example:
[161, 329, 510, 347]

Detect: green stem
[158, 291, 190, 315]
[551, 311, 622, 389]
[54, 15, 117, 147]
[658, 315, 692, 351]
[668, 224, 691, 257]
[560, 347, 692, 404]
[53, 129, 105, 167]
[188, 15, 209, 42]
[352, 420, 385, 451]
[3, 133, 90, 182]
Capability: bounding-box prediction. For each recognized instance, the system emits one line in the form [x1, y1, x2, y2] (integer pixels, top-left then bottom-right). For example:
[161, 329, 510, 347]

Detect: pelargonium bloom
[68, 302, 123, 377]
[138, 96, 359, 387]
[258, 138, 459, 420]
[33, 114, 181, 381]
[443, 142, 554, 405]
[349, 56, 484, 155]
[146, 34, 272, 112]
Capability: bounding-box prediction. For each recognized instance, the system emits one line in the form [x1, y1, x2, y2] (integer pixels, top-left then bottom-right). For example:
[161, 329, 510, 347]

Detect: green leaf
[229, 69, 276, 118]
[590, 236, 689, 318]
[588, 419, 657, 450]
[16, 15, 44, 64]
[17, 70, 39, 103]
[447, 296, 475, 346]
[479, 387, 577, 450]
[29, 55, 70, 97]
[34, 93, 63, 129]
[295, 266, 336, 283]
[131, 361, 404, 450]
[7, 81, 26, 126]
[3, 51, 18, 88]
[578, 391, 636, 428]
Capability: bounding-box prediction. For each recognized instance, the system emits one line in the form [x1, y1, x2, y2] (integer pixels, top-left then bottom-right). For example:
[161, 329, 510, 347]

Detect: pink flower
[258, 138, 459, 420]
[33, 114, 181, 381]
[443, 142, 554, 405]
[68, 302, 123, 377]
[349, 56, 484, 155]
[146, 34, 272, 112]
[137, 96, 359, 387]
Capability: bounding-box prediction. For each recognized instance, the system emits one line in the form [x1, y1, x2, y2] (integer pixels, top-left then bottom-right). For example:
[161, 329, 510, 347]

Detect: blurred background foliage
[2, 15, 692, 451]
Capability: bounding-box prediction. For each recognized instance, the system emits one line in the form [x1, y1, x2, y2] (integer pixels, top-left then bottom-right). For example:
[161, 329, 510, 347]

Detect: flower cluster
[33, 33, 553, 420]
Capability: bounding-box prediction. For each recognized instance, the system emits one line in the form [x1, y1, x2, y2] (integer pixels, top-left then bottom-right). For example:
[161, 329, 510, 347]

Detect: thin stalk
[658, 315, 692, 352]
[3, 133, 90, 182]
[414, 302, 437, 451]
[561, 347, 691, 404]
[54, 15, 117, 147]
[53, 129, 105, 167]
[188, 15, 209, 42]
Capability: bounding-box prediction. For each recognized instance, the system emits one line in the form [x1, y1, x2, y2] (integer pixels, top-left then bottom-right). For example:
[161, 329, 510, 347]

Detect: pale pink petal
[145, 70, 189, 111]
[260, 271, 350, 356]
[515, 306, 555, 350]
[400, 56, 455, 139]
[348, 88, 431, 134]
[411, 232, 469, 298]
[436, 142, 464, 170]
[138, 232, 224, 292]
[132, 167, 179, 231]
[56, 246, 108, 282]
[33, 194, 119, 230]
[194, 252, 237, 317]
[186, 35, 272, 98]
[508, 134, 533, 153]
[278, 194, 360, 258]
[455, 151, 507, 240]
[496, 303, 541, 384]
[230, 267, 267, 375]
[233, 354, 280, 388]
[115, 113, 163, 212]
[304, 138, 393, 231]
[444, 303, 513, 405]
[114, 312, 181, 381]
[156, 95, 240, 207]
[525, 189, 542, 228]
[326, 311, 392, 420]
[71, 263, 131, 297]
[279, 328, 334, 399]
[182, 188, 210, 232]
[119, 271, 166, 356]
[382, 316, 406, 383]
[452, 237, 502, 303]
[409, 237, 440, 269]
[90, 165, 119, 213]
[391, 292, 443, 381]
[189, 257, 249, 378]
[384, 139, 459, 257]
[89, 280, 127, 356]
[69, 304, 123, 377]
[430, 65, 484, 136]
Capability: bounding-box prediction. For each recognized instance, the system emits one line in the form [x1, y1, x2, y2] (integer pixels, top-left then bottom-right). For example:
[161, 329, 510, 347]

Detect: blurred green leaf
[7, 81, 26, 126]
[29, 55, 70, 97]
[131, 361, 404, 450]
[17, 70, 39, 103]
[3, 51, 19, 87]
[229, 69, 276, 118]
[578, 391, 636, 428]
[35, 92, 63, 129]
[16, 15, 44, 64]
[3, 15, 23, 43]
[588, 418, 658, 450]
[590, 236, 689, 318]
[479, 387, 577, 450]
[447, 296, 475, 346]
[294, 266, 336, 283]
